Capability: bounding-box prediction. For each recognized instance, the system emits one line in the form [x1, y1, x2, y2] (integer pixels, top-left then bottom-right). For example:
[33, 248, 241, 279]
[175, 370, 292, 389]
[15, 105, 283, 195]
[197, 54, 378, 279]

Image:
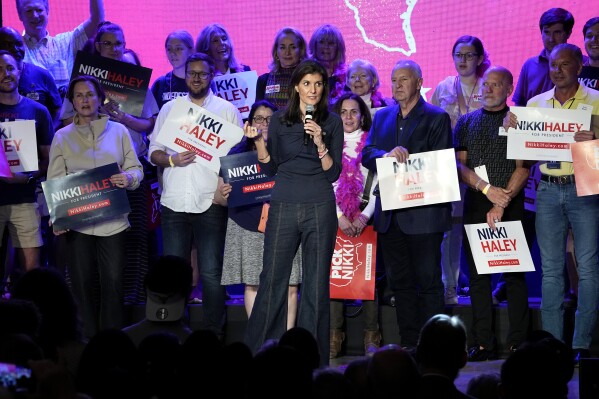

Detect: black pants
[378, 219, 444, 348]
[463, 190, 530, 350]
[67, 230, 126, 339]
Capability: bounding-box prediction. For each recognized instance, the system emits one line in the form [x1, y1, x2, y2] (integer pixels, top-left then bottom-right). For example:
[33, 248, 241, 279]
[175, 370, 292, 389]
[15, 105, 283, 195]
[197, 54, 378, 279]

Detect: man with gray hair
[16, 0, 105, 93]
[506, 43, 599, 365]
[362, 60, 452, 350]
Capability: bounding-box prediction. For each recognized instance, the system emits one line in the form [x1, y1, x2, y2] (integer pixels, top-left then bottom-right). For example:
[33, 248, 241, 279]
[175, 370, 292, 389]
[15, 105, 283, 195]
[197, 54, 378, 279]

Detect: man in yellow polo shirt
[508, 43, 599, 364]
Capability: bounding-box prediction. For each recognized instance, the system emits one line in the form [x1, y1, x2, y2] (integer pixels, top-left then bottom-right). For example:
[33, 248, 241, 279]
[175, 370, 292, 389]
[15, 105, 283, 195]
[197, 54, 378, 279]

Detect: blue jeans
[244, 200, 338, 366]
[161, 204, 228, 336]
[536, 180, 599, 349]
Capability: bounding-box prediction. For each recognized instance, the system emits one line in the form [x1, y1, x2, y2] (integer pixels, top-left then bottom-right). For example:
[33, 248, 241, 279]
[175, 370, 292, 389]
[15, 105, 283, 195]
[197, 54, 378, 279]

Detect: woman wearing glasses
[430, 35, 490, 306]
[219, 100, 302, 329]
[244, 60, 343, 366]
[346, 59, 394, 116]
[47, 75, 143, 339]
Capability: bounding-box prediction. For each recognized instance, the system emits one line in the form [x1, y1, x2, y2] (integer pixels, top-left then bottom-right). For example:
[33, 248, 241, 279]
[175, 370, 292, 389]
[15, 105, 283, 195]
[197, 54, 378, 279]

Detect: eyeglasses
[98, 41, 125, 49]
[186, 71, 212, 80]
[252, 115, 271, 124]
[453, 52, 479, 61]
[349, 73, 369, 81]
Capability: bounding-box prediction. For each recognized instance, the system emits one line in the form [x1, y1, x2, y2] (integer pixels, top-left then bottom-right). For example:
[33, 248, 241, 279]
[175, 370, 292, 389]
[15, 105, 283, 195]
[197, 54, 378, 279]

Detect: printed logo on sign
[330, 237, 364, 286]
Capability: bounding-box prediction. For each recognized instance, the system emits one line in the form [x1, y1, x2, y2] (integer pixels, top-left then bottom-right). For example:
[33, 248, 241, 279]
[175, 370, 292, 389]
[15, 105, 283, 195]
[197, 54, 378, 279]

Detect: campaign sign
[71, 51, 152, 117]
[464, 221, 535, 274]
[376, 148, 460, 211]
[330, 226, 377, 300]
[42, 163, 130, 231]
[213, 71, 258, 119]
[506, 106, 590, 162]
[0, 144, 10, 177]
[220, 151, 274, 207]
[154, 97, 244, 173]
[0, 120, 38, 172]
[572, 139, 599, 196]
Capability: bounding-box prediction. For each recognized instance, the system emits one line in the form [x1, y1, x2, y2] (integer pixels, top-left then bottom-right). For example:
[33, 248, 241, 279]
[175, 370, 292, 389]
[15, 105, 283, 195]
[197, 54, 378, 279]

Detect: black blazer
[362, 97, 453, 235]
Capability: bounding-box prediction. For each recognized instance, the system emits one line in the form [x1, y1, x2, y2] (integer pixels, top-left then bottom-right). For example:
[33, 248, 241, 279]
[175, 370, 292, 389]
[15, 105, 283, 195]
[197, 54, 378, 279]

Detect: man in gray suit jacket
[362, 60, 452, 349]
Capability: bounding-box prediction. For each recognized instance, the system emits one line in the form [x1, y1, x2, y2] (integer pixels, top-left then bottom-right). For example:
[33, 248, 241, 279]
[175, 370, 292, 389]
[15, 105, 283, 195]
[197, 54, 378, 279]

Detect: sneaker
[468, 346, 498, 362]
[444, 287, 458, 305]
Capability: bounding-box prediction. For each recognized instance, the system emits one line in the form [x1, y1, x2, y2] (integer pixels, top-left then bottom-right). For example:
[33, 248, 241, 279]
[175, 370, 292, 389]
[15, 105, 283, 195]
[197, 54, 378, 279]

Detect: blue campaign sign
[42, 163, 131, 230]
[220, 151, 274, 207]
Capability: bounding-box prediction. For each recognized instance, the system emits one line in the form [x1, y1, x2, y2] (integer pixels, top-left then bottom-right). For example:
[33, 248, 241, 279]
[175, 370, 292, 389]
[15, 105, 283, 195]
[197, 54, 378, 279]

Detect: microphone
[304, 104, 314, 146]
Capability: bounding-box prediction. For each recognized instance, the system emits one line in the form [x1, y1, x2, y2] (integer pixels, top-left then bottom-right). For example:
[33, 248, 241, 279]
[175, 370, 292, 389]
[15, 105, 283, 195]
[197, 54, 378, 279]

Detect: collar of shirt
[23, 31, 49, 46]
[185, 91, 215, 108]
[543, 84, 587, 107]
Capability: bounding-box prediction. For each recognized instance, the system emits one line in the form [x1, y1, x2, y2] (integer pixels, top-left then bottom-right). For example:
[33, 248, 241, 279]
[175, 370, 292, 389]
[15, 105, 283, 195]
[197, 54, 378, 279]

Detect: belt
[540, 174, 575, 185]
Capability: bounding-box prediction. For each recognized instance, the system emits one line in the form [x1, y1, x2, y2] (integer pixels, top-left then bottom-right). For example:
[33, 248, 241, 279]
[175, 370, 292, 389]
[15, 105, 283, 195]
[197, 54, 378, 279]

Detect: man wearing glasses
[16, 0, 105, 94]
[149, 53, 243, 340]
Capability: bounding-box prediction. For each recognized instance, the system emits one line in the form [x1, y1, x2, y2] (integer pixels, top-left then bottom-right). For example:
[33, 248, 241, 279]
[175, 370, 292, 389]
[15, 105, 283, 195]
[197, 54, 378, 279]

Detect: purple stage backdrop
[1, 1, 595, 103]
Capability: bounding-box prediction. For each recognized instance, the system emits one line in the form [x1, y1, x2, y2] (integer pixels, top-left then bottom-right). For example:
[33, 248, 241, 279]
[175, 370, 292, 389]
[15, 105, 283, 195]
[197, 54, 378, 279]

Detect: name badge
[26, 92, 40, 101]
[546, 161, 561, 169]
[577, 103, 593, 113]
[265, 84, 280, 94]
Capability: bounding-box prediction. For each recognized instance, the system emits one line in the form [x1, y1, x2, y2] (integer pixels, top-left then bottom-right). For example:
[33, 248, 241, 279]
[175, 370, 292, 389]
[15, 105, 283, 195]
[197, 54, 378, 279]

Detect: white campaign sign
[376, 148, 460, 211]
[0, 120, 39, 172]
[506, 106, 591, 162]
[213, 71, 258, 119]
[464, 221, 535, 274]
[154, 98, 244, 173]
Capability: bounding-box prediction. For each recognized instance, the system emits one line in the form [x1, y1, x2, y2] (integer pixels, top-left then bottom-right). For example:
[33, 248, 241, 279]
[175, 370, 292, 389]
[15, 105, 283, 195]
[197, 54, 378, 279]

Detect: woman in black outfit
[243, 59, 343, 366]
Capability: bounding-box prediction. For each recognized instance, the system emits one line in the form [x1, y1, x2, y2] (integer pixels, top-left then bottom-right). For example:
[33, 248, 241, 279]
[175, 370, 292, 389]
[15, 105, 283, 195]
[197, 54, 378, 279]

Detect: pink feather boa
[337, 130, 369, 222]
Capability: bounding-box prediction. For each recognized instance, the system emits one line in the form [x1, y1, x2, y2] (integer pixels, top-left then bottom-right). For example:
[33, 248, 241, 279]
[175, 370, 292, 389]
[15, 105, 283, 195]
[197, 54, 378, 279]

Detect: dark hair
[416, 314, 467, 380]
[452, 35, 490, 78]
[230, 100, 278, 154]
[93, 21, 125, 56]
[332, 92, 372, 131]
[0, 49, 17, 63]
[185, 52, 215, 75]
[539, 8, 574, 34]
[66, 75, 107, 105]
[583, 17, 599, 36]
[269, 27, 308, 72]
[195, 24, 245, 72]
[551, 43, 584, 65]
[248, 100, 277, 124]
[282, 59, 329, 124]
